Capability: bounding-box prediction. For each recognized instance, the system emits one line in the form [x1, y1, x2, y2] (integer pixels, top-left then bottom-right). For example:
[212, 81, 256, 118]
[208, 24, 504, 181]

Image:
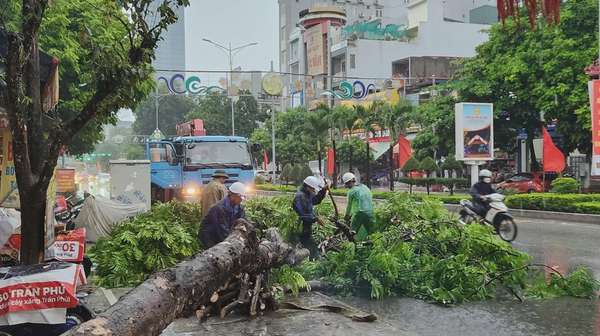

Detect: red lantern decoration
[497, 0, 560, 26]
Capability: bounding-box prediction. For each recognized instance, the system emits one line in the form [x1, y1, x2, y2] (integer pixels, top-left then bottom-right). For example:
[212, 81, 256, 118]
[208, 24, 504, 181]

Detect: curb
[255, 190, 600, 225]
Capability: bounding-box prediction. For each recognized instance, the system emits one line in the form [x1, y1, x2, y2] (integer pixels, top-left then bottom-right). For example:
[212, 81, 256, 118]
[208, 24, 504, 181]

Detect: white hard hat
[479, 169, 492, 178]
[303, 176, 322, 192]
[229, 182, 247, 196]
[342, 172, 356, 184]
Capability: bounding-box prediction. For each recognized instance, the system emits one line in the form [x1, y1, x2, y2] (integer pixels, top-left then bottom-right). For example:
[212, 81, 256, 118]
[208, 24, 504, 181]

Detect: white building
[278, 0, 498, 107]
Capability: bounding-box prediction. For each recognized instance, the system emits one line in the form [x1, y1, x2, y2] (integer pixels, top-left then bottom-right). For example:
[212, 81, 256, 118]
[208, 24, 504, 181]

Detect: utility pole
[202, 39, 258, 136]
[154, 86, 159, 131]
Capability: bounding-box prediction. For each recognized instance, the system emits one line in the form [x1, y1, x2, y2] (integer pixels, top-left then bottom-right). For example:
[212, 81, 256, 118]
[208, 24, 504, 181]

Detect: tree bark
[365, 141, 371, 188]
[317, 139, 322, 175]
[388, 142, 395, 191]
[63, 220, 309, 336]
[19, 187, 48, 264]
[332, 138, 338, 188]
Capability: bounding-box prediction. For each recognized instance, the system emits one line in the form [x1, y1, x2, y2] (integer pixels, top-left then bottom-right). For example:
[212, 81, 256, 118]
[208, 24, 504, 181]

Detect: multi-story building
[150, 1, 187, 79]
[278, 0, 498, 107]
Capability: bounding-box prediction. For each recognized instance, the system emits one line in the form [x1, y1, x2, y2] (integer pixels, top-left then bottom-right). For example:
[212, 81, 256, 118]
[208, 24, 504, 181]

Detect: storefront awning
[369, 141, 390, 161]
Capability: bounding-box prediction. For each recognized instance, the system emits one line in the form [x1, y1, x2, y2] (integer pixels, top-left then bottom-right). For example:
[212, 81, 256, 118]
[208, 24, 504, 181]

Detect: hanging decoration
[497, 0, 560, 27]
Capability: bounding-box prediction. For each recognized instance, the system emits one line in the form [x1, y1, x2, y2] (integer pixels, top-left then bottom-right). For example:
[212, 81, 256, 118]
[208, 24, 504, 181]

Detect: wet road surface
[164, 193, 600, 335]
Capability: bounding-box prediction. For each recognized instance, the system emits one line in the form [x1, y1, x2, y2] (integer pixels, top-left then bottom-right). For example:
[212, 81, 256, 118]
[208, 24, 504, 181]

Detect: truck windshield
[186, 142, 252, 167]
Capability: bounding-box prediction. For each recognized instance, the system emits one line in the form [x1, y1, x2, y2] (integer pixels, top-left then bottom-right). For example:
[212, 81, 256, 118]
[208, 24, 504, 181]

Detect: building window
[290, 40, 299, 62]
[376, 9, 383, 17]
[350, 54, 356, 69]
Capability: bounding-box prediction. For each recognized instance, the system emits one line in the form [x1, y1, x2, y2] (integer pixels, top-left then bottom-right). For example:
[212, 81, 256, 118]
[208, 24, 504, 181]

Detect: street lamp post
[202, 38, 258, 136]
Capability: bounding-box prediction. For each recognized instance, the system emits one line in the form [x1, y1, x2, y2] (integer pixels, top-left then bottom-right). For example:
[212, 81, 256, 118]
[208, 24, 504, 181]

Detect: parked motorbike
[458, 193, 518, 242]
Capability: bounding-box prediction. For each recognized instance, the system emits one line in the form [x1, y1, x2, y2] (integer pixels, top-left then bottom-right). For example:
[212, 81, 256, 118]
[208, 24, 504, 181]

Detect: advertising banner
[589, 80, 600, 176]
[306, 24, 325, 76]
[44, 170, 57, 260]
[52, 228, 86, 263]
[55, 169, 76, 193]
[0, 128, 16, 204]
[0, 262, 85, 325]
[455, 103, 494, 161]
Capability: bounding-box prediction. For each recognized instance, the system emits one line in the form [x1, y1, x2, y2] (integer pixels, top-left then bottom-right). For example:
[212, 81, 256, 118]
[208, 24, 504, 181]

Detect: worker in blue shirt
[199, 182, 247, 248]
[292, 176, 328, 256]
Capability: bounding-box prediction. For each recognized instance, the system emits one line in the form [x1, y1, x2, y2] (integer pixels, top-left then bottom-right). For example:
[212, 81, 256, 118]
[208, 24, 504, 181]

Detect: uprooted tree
[64, 219, 309, 336]
[0, 0, 189, 265]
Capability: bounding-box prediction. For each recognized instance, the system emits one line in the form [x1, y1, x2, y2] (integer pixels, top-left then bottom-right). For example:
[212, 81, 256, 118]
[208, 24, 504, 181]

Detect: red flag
[262, 150, 269, 171]
[542, 127, 565, 173]
[394, 135, 413, 169]
[327, 147, 335, 176]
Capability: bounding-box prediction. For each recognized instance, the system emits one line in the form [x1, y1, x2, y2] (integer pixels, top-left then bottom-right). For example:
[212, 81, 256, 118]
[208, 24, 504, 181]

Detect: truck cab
[146, 120, 257, 202]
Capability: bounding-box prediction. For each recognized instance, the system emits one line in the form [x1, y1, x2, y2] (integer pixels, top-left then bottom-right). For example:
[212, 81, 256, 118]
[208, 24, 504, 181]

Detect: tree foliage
[133, 93, 197, 136]
[441, 155, 463, 177]
[452, 0, 598, 156]
[401, 157, 420, 173]
[0, 0, 189, 264]
[186, 91, 267, 138]
[410, 94, 457, 160]
[419, 157, 438, 177]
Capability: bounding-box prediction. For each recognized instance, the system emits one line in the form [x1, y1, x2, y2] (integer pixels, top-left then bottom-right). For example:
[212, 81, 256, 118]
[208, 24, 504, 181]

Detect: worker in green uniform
[342, 172, 374, 241]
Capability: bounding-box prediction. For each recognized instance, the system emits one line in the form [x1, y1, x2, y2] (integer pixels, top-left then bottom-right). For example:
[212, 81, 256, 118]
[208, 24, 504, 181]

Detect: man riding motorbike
[469, 169, 496, 217]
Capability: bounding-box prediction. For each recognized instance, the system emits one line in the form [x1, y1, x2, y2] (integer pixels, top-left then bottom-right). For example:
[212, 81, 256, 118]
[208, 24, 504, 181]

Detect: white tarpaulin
[73, 196, 146, 242]
[0, 208, 20, 247]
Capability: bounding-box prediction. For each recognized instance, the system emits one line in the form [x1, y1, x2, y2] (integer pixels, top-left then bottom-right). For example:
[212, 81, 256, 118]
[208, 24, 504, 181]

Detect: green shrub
[573, 202, 600, 214]
[255, 175, 267, 185]
[441, 155, 463, 177]
[550, 177, 580, 194]
[401, 157, 420, 174]
[90, 202, 202, 288]
[419, 157, 438, 177]
[505, 194, 600, 213]
[281, 164, 294, 185]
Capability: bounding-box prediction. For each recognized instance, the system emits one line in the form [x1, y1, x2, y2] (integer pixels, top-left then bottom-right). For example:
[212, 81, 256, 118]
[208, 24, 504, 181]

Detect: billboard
[306, 24, 325, 76]
[455, 103, 494, 161]
[55, 168, 76, 193]
[589, 80, 600, 176]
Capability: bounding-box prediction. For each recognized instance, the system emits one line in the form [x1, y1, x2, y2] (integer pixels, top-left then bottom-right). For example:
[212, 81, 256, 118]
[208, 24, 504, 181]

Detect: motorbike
[458, 193, 518, 242]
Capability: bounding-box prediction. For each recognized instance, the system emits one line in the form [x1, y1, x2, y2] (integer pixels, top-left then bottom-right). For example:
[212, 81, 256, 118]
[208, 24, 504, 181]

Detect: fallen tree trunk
[64, 219, 309, 336]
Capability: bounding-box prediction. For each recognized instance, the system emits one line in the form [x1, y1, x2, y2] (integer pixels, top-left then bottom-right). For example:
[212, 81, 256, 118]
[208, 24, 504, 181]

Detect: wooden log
[249, 273, 264, 317]
[64, 220, 309, 336]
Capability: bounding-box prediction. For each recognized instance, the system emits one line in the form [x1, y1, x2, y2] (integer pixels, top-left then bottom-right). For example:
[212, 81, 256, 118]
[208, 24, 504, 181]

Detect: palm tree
[336, 105, 358, 171]
[305, 104, 330, 175]
[354, 103, 383, 188]
[327, 105, 350, 187]
[381, 100, 413, 191]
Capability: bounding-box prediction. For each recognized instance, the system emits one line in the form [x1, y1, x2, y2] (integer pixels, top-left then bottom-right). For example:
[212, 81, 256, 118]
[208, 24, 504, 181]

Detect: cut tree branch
[63, 220, 309, 336]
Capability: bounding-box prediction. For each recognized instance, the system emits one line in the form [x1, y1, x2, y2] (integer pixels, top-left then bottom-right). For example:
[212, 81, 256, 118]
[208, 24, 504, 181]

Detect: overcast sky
[185, 0, 279, 72]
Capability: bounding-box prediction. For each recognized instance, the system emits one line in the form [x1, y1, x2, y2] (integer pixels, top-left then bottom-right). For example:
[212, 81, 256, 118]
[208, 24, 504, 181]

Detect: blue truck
[146, 120, 257, 202]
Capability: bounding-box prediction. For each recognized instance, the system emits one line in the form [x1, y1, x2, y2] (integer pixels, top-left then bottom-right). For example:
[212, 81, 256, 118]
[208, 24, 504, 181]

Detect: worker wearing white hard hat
[199, 182, 247, 248]
[342, 171, 374, 241]
[469, 169, 496, 217]
[292, 175, 329, 257]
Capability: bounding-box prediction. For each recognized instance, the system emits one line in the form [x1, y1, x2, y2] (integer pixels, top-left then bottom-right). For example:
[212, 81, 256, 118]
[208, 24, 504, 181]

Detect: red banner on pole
[591, 80, 600, 176]
[327, 147, 335, 176]
[394, 136, 412, 169]
[542, 127, 565, 173]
